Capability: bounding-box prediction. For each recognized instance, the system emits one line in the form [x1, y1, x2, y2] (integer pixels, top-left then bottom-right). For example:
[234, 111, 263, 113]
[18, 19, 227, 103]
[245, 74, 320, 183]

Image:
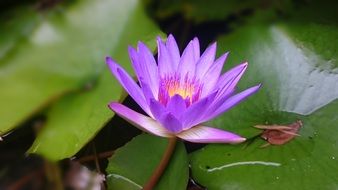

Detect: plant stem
[92, 142, 101, 174]
[143, 137, 177, 190]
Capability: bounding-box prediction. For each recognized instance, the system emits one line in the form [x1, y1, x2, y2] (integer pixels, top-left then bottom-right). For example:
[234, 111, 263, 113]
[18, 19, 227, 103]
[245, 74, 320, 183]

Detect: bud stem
[143, 137, 177, 190]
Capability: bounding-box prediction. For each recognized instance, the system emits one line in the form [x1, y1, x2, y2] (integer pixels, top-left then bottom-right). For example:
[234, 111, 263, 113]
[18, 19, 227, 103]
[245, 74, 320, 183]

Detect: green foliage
[144, 0, 295, 23]
[146, 0, 259, 22]
[189, 5, 338, 189]
[0, 0, 162, 160]
[191, 100, 338, 190]
[27, 1, 159, 160]
[28, 0, 162, 161]
[0, 6, 39, 61]
[106, 134, 189, 190]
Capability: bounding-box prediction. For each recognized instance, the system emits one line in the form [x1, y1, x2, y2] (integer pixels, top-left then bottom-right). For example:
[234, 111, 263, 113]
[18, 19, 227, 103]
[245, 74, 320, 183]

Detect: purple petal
[109, 102, 173, 137]
[197, 63, 249, 120]
[166, 34, 180, 69]
[158, 37, 175, 76]
[192, 37, 200, 62]
[181, 91, 218, 129]
[136, 42, 159, 95]
[106, 57, 150, 115]
[200, 52, 229, 97]
[178, 40, 196, 78]
[161, 112, 183, 133]
[204, 84, 261, 121]
[149, 99, 167, 121]
[195, 42, 217, 79]
[128, 46, 140, 74]
[216, 62, 248, 99]
[139, 79, 155, 106]
[198, 77, 238, 122]
[177, 126, 246, 143]
[203, 62, 248, 115]
[167, 94, 187, 118]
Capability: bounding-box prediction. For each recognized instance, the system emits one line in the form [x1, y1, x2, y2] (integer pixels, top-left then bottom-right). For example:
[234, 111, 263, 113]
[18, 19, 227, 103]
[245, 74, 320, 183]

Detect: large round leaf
[190, 18, 338, 189]
[106, 134, 189, 190]
[0, 0, 149, 134]
[28, 0, 162, 160]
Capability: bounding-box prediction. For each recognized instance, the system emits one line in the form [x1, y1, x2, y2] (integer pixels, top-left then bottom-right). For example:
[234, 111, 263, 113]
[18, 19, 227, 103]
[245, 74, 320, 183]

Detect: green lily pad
[0, 0, 150, 134]
[106, 134, 189, 190]
[0, 6, 39, 61]
[190, 16, 338, 190]
[28, 0, 162, 160]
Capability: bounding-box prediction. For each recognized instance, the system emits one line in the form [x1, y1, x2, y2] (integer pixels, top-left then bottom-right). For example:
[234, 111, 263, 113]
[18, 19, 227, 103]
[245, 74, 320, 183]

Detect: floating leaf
[106, 134, 189, 190]
[28, 0, 162, 160]
[0, 0, 153, 134]
[190, 8, 338, 189]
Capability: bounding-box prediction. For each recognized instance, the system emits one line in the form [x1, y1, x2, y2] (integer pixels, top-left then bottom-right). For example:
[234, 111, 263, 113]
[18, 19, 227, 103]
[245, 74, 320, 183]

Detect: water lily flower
[106, 35, 260, 144]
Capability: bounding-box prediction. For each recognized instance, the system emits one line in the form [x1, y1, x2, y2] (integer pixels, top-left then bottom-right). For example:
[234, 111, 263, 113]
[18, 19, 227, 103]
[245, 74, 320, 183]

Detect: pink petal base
[109, 103, 246, 144]
[177, 126, 246, 144]
[109, 102, 173, 137]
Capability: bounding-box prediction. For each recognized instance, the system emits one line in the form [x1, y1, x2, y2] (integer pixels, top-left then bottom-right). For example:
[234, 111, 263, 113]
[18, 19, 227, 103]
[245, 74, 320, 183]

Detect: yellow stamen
[168, 83, 195, 99]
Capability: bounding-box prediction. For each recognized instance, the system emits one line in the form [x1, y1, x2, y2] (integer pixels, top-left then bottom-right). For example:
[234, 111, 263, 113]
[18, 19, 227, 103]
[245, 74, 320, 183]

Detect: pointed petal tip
[191, 36, 199, 44]
[108, 102, 124, 115]
[241, 61, 248, 67]
[156, 36, 163, 42]
[224, 51, 230, 57]
[168, 34, 175, 40]
[217, 51, 229, 61]
[128, 45, 136, 52]
[137, 41, 154, 56]
[250, 83, 262, 92]
[108, 102, 118, 110]
[209, 41, 217, 49]
[105, 56, 113, 64]
[105, 57, 118, 70]
[137, 41, 146, 49]
[230, 137, 246, 144]
[249, 83, 262, 95]
[187, 39, 195, 46]
[166, 34, 178, 47]
[192, 37, 200, 45]
[234, 62, 248, 74]
[156, 37, 163, 49]
[256, 83, 262, 89]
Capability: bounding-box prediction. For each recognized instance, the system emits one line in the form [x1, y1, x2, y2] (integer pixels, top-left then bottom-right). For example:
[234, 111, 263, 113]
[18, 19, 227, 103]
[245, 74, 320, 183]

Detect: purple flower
[106, 35, 260, 144]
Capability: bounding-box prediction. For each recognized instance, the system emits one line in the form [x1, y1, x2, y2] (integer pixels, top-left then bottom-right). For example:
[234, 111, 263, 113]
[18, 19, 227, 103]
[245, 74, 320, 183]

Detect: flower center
[167, 80, 194, 99]
[158, 74, 202, 106]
